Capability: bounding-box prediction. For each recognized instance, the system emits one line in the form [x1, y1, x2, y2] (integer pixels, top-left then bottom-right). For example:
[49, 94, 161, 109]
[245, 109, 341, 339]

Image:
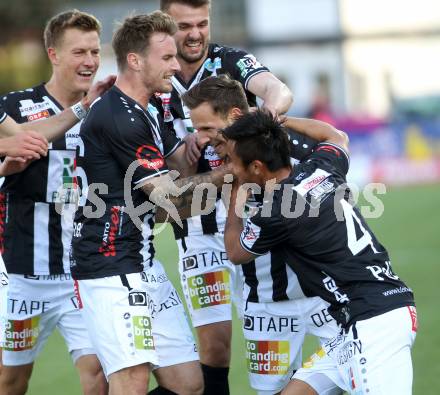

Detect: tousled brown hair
[160, 0, 210, 12]
[44, 9, 101, 50]
[112, 11, 177, 71]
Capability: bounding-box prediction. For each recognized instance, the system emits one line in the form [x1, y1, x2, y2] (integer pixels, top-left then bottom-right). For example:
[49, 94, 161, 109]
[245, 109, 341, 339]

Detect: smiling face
[138, 32, 181, 94]
[49, 28, 100, 94]
[189, 101, 235, 158]
[166, 3, 210, 65]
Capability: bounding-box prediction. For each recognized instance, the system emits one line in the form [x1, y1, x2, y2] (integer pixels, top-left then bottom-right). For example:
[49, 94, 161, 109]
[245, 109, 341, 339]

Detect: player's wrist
[71, 100, 88, 121]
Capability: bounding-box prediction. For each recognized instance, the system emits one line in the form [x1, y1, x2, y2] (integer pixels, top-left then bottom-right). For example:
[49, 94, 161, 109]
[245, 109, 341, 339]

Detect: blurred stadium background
[1, 0, 439, 393]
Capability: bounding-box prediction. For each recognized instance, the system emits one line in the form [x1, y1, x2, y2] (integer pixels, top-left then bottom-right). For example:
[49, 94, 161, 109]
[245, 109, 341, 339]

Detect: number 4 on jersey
[341, 199, 379, 255]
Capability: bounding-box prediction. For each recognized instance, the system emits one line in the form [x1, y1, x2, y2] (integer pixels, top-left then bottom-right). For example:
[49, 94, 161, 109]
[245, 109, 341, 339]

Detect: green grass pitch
[26, 184, 440, 394]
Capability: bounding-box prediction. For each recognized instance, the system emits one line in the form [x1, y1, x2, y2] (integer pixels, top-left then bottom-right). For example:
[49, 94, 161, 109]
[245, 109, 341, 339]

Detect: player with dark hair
[182, 75, 342, 395]
[160, 2, 293, 393]
[222, 110, 416, 395]
[0, 10, 113, 395]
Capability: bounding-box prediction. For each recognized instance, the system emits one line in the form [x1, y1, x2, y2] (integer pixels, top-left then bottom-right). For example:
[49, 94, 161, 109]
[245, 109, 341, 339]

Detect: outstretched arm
[1, 75, 116, 141]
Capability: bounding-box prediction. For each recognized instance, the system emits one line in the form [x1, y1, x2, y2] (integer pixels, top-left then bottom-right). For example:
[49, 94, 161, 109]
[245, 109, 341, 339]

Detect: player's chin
[160, 80, 173, 93]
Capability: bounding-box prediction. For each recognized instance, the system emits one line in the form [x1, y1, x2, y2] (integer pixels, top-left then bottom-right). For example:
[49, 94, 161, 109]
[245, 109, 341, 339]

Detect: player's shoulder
[1, 84, 45, 106]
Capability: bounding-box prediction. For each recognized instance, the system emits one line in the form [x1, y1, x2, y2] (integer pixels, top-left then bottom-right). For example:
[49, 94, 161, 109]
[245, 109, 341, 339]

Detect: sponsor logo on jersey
[246, 340, 290, 375]
[98, 206, 122, 257]
[236, 54, 263, 78]
[204, 145, 223, 168]
[408, 306, 418, 332]
[3, 316, 40, 351]
[27, 110, 50, 121]
[183, 255, 198, 271]
[322, 275, 350, 303]
[204, 57, 222, 73]
[136, 145, 165, 170]
[18, 99, 52, 117]
[292, 168, 331, 201]
[10, 298, 50, 315]
[187, 270, 230, 309]
[132, 316, 155, 350]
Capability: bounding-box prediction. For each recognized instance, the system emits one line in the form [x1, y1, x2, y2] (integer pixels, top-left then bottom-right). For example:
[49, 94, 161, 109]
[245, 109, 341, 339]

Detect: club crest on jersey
[204, 145, 223, 168]
[242, 221, 261, 248]
[136, 145, 165, 170]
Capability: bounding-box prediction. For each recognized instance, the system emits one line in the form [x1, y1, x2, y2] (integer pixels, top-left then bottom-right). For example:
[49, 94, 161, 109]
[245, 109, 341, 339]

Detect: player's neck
[45, 76, 85, 109]
[115, 74, 152, 108]
[176, 55, 207, 84]
[264, 167, 292, 189]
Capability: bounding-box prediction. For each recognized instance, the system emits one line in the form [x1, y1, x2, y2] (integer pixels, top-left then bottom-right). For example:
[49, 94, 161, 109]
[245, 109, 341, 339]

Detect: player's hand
[3, 131, 48, 159]
[183, 133, 201, 165]
[82, 75, 117, 109]
[0, 156, 35, 176]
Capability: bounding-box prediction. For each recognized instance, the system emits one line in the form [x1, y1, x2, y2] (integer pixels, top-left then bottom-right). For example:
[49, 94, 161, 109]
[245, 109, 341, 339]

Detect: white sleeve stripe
[0, 112, 7, 124]
[164, 140, 183, 158]
[317, 142, 350, 165]
[244, 70, 270, 90]
[134, 169, 169, 185]
[239, 236, 267, 256]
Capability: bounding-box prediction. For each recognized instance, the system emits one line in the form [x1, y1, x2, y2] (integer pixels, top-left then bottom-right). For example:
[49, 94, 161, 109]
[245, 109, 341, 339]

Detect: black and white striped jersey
[0, 84, 81, 275]
[160, 43, 269, 239]
[71, 86, 182, 280]
[239, 130, 317, 304]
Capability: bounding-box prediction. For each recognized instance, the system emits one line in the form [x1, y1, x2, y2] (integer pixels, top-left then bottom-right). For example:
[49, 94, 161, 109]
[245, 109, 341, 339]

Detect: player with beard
[0, 10, 113, 395]
[160, 2, 293, 393]
[223, 111, 416, 395]
[182, 75, 342, 395]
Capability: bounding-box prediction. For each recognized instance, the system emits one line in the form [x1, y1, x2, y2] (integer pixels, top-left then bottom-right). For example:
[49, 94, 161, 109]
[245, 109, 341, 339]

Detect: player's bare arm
[224, 182, 259, 265]
[282, 117, 349, 152]
[16, 75, 115, 142]
[140, 164, 230, 223]
[247, 72, 293, 115]
[165, 141, 198, 178]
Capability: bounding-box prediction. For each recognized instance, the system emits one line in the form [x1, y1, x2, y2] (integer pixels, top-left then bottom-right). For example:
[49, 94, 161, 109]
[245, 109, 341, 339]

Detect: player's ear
[47, 47, 59, 66]
[126, 52, 141, 71]
[229, 107, 242, 121]
[251, 160, 264, 176]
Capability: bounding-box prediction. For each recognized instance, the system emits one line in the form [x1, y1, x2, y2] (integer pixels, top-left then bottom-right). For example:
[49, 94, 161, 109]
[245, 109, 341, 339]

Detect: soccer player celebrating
[71, 11, 232, 395]
[222, 110, 417, 395]
[182, 75, 342, 395]
[160, 2, 293, 392]
[0, 10, 112, 395]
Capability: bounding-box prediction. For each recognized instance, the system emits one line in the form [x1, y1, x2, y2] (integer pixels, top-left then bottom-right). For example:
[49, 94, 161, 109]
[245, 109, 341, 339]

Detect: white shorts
[75, 261, 198, 378]
[0, 254, 8, 347]
[243, 297, 340, 394]
[177, 234, 241, 327]
[2, 273, 94, 366]
[294, 306, 417, 394]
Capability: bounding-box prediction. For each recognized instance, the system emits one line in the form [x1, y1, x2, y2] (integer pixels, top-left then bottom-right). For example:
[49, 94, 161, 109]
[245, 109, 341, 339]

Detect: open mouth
[78, 71, 94, 78]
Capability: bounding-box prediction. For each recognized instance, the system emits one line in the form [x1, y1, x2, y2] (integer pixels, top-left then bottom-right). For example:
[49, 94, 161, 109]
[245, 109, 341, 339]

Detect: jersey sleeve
[239, 210, 288, 256]
[286, 128, 318, 163]
[309, 143, 350, 177]
[161, 121, 184, 158]
[223, 48, 270, 90]
[103, 111, 169, 185]
[0, 103, 6, 124]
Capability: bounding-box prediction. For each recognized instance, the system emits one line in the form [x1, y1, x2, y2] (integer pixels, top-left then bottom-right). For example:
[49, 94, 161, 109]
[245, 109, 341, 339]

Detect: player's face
[141, 33, 180, 94]
[225, 139, 257, 185]
[52, 28, 100, 94]
[167, 3, 210, 64]
[190, 102, 230, 158]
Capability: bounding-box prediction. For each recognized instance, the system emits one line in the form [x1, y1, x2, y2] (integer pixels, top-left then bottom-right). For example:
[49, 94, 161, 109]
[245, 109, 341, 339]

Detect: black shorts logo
[183, 255, 198, 271]
[243, 315, 254, 331]
[128, 291, 148, 306]
[24, 274, 40, 280]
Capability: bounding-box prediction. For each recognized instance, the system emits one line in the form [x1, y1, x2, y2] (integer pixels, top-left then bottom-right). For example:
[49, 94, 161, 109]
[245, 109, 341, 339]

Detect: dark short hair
[112, 11, 177, 71]
[182, 74, 249, 117]
[160, 0, 210, 12]
[44, 9, 101, 50]
[222, 110, 291, 172]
